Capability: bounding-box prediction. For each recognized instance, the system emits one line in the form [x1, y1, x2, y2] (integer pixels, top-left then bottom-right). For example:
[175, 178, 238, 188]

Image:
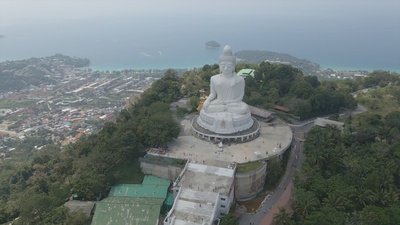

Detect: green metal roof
[101, 196, 164, 205]
[109, 184, 168, 199]
[237, 69, 255, 77]
[164, 192, 174, 207]
[142, 175, 171, 186]
[92, 197, 162, 225]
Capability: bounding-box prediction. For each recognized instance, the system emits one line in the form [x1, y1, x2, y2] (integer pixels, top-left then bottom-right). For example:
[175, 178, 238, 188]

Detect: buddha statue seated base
[197, 109, 253, 134]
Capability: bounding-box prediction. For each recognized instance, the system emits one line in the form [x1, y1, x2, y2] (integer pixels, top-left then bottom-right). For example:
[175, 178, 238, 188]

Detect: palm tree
[294, 163, 316, 188]
[273, 207, 293, 225]
[322, 192, 347, 211]
[293, 189, 320, 219]
[372, 189, 392, 206]
[354, 189, 374, 210]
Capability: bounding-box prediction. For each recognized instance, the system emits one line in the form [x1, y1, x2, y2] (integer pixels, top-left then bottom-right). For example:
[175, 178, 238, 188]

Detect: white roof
[168, 163, 235, 225]
[314, 117, 344, 129]
[187, 163, 235, 177]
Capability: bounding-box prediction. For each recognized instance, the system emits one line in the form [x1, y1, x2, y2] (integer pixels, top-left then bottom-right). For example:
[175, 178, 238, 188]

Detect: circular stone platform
[152, 116, 293, 167]
[191, 116, 260, 143]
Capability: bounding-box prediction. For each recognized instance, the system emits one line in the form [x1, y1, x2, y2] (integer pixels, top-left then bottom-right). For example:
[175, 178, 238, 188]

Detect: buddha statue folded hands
[197, 45, 253, 134]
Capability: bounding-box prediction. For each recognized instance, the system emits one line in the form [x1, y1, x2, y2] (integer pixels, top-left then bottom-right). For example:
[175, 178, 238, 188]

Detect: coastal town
[0, 55, 174, 160]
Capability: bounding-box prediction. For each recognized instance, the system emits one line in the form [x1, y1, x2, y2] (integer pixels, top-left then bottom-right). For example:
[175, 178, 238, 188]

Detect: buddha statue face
[220, 61, 235, 76]
[218, 45, 236, 76]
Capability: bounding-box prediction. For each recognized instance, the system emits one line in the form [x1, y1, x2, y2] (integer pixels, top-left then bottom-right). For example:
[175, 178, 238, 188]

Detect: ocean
[1, 3, 399, 72]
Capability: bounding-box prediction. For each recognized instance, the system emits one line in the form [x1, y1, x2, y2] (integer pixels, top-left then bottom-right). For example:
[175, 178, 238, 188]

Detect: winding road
[238, 123, 308, 225]
[239, 104, 366, 225]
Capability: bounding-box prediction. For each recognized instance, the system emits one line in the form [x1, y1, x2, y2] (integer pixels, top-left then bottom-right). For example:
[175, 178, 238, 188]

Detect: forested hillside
[235, 50, 320, 75]
[0, 70, 182, 224]
[279, 84, 400, 225]
[0, 62, 398, 224]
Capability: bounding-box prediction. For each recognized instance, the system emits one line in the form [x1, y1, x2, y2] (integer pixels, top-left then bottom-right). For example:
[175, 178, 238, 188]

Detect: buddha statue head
[219, 45, 236, 75]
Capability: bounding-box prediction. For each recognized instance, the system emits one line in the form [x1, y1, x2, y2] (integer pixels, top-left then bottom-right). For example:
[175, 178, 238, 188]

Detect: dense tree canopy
[241, 62, 357, 119]
[363, 71, 399, 88]
[273, 207, 294, 225]
[135, 102, 180, 147]
[220, 213, 239, 225]
[292, 112, 400, 224]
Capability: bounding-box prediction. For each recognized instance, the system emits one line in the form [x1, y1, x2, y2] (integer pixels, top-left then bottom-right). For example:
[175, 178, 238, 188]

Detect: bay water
[0, 4, 399, 72]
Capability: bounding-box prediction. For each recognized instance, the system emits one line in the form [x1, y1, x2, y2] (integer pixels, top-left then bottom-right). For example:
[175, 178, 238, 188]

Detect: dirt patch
[237, 190, 272, 213]
[0, 121, 17, 136]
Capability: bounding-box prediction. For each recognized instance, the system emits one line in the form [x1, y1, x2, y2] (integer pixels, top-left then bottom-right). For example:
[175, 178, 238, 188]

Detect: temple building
[155, 46, 293, 225]
[164, 163, 235, 225]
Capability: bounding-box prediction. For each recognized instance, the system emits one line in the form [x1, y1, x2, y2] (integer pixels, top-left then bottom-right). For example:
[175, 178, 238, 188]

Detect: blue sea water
[1, 8, 399, 72]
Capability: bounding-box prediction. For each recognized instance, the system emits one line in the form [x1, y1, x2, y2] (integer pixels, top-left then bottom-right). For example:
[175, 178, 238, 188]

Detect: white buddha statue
[197, 45, 253, 134]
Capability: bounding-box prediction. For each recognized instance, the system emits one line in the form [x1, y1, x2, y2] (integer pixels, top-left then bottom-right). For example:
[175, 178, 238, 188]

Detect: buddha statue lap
[197, 45, 253, 134]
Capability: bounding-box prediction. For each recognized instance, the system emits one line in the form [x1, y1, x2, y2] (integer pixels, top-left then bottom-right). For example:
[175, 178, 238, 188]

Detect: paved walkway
[156, 118, 293, 167]
[239, 126, 306, 225]
[260, 181, 293, 225]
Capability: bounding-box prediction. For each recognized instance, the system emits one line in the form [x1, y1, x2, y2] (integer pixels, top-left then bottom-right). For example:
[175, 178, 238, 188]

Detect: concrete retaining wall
[140, 162, 183, 181]
[234, 162, 267, 201]
[140, 155, 184, 181]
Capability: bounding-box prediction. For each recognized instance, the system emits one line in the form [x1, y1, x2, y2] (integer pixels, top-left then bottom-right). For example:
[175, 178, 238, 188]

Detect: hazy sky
[1, 0, 399, 26]
[1, 0, 399, 71]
